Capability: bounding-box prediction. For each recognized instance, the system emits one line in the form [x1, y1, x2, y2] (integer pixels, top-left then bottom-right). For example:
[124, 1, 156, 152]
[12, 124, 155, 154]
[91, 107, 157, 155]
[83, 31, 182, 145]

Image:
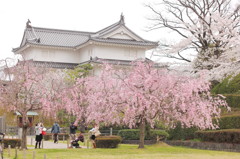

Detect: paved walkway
[27, 136, 88, 149]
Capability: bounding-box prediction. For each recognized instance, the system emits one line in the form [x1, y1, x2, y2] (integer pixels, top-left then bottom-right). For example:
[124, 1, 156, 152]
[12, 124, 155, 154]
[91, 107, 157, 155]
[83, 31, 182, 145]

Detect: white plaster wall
[92, 45, 145, 60]
[21, 45, 146, 64]
[103, 26, 142, 41]
[109, 33, 133, 40]
[21, 47, 81, 63]
[77, 45, 146, 63]
[78, 45, 93, 63]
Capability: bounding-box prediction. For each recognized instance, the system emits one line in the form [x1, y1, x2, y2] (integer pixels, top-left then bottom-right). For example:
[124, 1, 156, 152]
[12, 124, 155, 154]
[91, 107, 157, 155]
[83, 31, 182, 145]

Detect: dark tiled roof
[32, 61, 79, 69]
[94, 21, 120, 37]
[13, 17, 158, 52]
[94, 14, 126, 37]
[91, 38, 157, 47]
[80, 57, 166, 68]
[30, 58, 166, 69]
[90, 57, 135, 66]
[23, 27, 91, 48]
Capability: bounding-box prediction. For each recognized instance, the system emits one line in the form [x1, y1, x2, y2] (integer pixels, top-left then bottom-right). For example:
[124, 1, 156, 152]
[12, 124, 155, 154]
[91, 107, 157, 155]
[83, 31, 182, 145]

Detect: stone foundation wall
[165, 140, 240, 152]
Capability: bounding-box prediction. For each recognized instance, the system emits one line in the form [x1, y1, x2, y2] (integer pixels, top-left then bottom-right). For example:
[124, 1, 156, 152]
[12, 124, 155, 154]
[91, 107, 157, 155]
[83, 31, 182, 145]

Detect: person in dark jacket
[51, 122, 60, 143]
[69, 122, 77, 140]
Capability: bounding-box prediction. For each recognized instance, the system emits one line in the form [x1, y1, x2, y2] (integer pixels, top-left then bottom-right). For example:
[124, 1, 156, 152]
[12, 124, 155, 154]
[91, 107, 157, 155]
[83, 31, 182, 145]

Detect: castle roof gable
[13, 15, 158, 53]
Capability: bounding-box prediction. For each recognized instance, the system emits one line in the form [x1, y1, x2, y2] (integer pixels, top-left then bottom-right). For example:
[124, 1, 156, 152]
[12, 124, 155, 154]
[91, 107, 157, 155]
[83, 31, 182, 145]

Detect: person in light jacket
[89, 124, 101, 148]
[51, 122, 60, 143]
[35, 123, 43, 148]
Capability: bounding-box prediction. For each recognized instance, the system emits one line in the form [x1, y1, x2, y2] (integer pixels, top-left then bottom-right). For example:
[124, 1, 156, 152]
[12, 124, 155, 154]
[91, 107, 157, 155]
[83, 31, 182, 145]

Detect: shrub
[211, 74, 240, 108]
[216, 115, 240, 129]
[99, 129, 119, 136]
[223, 94, 240, 108]
[147, 130, 169, 140]
[195, 129, 240, 143]
[167, 123, 198, 140]
[118, 129, 139, 140]
[3, 138, 21, 148]
[211, 74, 240, 94]
[117, 129, 168, 140]
[95, 136, 122, 148]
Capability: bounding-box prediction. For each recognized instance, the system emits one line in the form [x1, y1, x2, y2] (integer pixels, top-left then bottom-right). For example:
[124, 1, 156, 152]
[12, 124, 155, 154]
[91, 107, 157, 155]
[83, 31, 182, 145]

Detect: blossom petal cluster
[62, 62, 228, 129]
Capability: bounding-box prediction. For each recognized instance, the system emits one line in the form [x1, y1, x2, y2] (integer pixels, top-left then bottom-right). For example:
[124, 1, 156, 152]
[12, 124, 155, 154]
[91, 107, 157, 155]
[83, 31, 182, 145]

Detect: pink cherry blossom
[62, 61, 229, 148]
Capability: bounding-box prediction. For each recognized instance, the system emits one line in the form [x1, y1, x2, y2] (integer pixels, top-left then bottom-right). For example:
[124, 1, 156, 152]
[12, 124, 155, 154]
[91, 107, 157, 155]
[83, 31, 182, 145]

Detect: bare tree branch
[146, 0, 240, 72]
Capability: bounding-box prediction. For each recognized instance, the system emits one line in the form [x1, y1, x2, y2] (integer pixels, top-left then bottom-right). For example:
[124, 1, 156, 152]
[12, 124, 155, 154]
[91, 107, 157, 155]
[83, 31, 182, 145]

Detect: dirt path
[27, 136, 88, 149]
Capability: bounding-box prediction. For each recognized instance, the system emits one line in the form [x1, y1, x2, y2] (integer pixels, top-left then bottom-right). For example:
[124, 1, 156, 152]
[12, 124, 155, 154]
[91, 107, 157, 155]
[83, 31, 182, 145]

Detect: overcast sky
[0, 0, 162, 60]
[1, 0, 238, 62]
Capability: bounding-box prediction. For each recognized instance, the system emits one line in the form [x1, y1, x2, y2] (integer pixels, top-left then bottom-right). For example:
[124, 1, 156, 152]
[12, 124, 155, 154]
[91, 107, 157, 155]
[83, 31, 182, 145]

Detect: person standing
[89, 124, 101, 148]
[69, 122, 77, 141]
[51, 122, 60, 143]
[35, 123, 43, 149]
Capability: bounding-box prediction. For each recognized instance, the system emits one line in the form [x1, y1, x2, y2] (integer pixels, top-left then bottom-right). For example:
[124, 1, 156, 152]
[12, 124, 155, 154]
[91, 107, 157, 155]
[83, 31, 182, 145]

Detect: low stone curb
[165, 140, 240, 152]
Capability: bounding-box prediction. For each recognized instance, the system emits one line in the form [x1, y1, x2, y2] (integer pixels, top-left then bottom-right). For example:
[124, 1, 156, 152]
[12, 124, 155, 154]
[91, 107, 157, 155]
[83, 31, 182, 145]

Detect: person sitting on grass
[70, 133, 84, 148]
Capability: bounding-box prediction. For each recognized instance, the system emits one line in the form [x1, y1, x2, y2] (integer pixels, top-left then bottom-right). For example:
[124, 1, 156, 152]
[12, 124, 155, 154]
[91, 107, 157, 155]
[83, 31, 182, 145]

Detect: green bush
[117, 129, 168, 140]
[118, 129, 139, 140]
[167, 123, 198, 140]
[211, 74, 240, 94]
[210, 73, 240, 108]
[223, 94, 240, 108]
[217, 115, 240, 129]
[147, 130, 169, 140]
[195, 129, 240, 143]
[95, 136, 122, 148]
[99, 129, 119, 136]
[3, 139, 21, 148]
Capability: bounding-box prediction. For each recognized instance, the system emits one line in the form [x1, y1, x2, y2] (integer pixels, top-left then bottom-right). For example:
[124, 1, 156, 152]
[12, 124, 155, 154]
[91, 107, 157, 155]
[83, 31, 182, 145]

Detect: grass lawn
[4, 143, 240, 159]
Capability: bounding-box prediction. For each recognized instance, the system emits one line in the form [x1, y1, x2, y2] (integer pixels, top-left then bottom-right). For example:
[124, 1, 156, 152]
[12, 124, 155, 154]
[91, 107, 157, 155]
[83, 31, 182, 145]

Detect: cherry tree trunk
[138, 120, 146, 149]
[21, 113, 28, 150]
[21, 126, 28, 149]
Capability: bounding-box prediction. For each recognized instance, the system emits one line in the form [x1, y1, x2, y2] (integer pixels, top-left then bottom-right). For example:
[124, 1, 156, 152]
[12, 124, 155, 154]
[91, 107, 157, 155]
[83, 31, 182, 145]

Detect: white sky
[0, 0, 162, 60]
[1, 0, 238, 62]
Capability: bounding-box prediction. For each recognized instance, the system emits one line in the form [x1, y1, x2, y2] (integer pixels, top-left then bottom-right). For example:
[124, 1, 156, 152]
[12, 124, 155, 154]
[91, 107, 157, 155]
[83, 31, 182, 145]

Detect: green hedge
[211, 74, 240, 108]
[96, 136, 122, 148]
[99, 129, 119, 135]
[3, 139, 21, 148]
[117, 129, 169, 140]
[195, 129, 240, 143]
[223, 94, 240, 108]
[211, 74, 240, 94]
[167, 123, 198, 140]
[217, 115, 240, 129]
[168, 116, 240, 140]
